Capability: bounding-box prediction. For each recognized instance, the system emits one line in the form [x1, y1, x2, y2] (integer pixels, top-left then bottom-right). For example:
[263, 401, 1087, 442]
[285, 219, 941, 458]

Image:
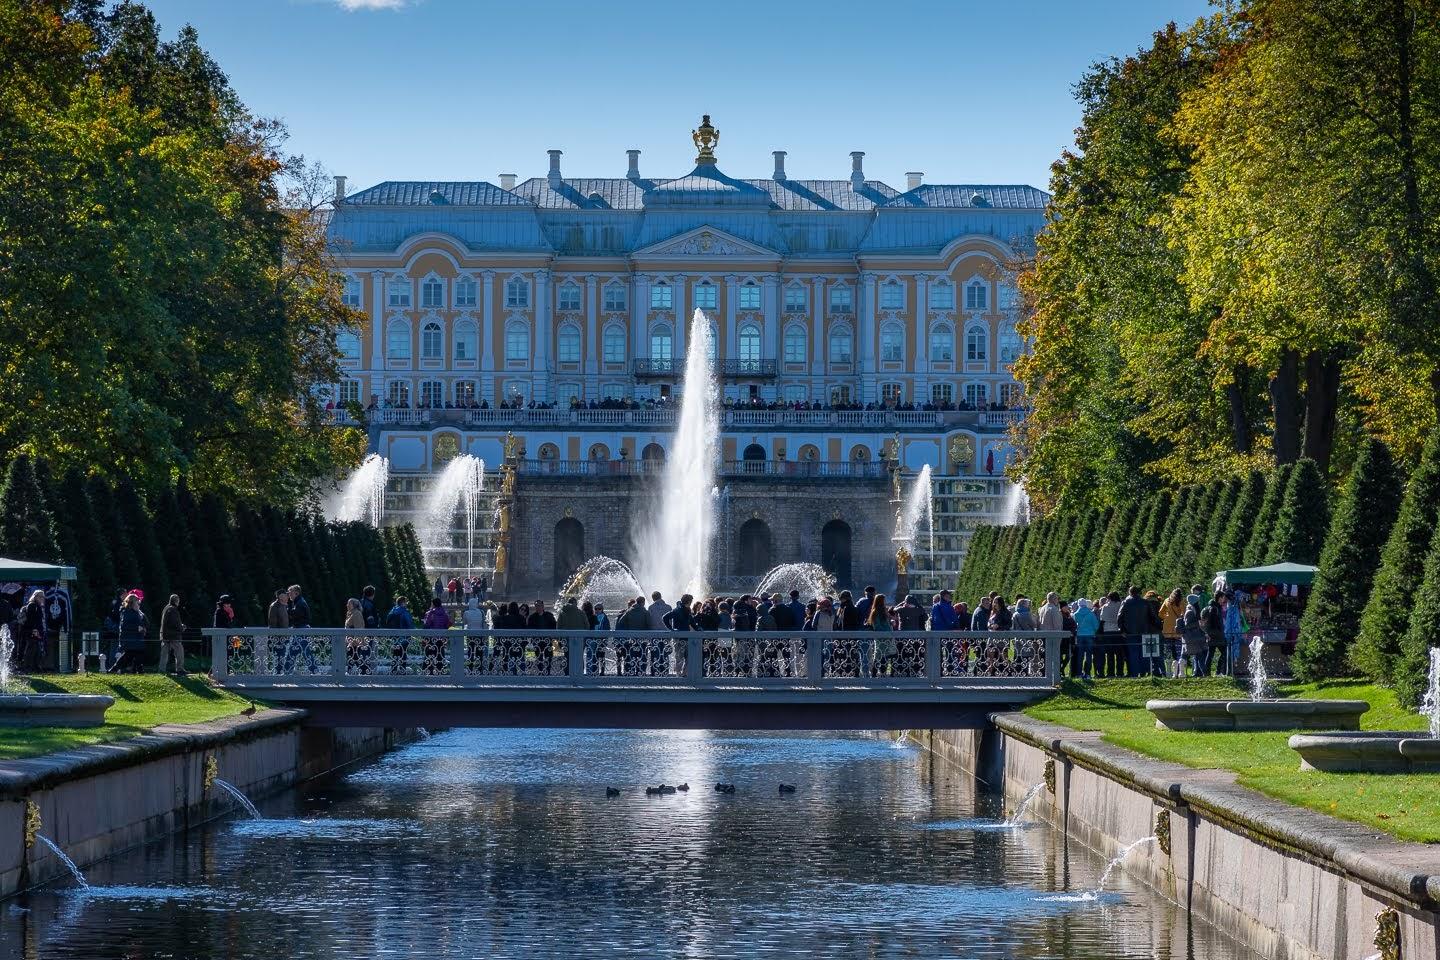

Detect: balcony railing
[632, 359, 679, 377]
[357, 407, 1028, 432]
[516, 459, 886, 479]
[718, 359, 777, 378]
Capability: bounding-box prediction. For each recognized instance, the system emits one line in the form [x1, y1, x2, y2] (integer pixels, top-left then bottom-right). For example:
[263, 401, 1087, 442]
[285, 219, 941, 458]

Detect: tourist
[1179, 599, 1208, 677]
[616, 597, 649, 675]
[344, 598, 370, 675]
[1096, 592, 1123, 677]
[930, 590, 959, 632]
[159, 594, 186, 676]
[970, 595, 992, 632]
[733, 595, 757, 632]
[16, 589, 46, 673]
[1159, 589, 1187, 678]
[988, 596, 1013, 631]
[462, 597, 486, 630]
[648, 592, 672, 631]
[282, 584, 318, 675]
[558, 596, 588, 630]
[1118, 586, 1154, 678]
[267, 589, 289, 630]
[1071, 599, 1099, 680]
[433, 576, 444, 601]
[581, 600, 597, 629]
[806, 596, 837, 631]
[855, 585, 877, 624]
[113, 593, 147, 674]
[1201, 593, 1228, 676]
[716, 598, 733, 630]
[592, 603, 610, 631]
[420, 598, 450, 674]
[786, 590, 806, 628]
[494, 600, 525, 674]
[867, 594, 895, 677]
[461, 578, 474, 604]
[663, 594, 695, 631]
[695, 600, 721, 631]
[447, 577, 459, 604]
[385, 596, 414, 674]
[361, 585, 380, 628]
[1011, 596, 1036, 630]
[1222, 592, 1245, 676]
[477, 575, 489, 602]
[288, 585, 312, 630]
[1037, 592, 1064, 637]
[770, 593, 795, 631]
[528, 600, 558, 674]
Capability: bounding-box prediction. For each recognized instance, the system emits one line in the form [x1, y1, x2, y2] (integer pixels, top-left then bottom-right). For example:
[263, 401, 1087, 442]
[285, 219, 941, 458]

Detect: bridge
[206, 628, 1064, 730]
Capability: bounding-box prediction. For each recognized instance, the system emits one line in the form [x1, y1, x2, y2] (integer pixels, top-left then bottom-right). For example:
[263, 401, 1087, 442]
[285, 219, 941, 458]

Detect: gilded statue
[501, 467, 516, 496]
[891, 466, 903, 503]
[895, 545, 912, 575]
[502, 431, 520, 462]
[498, 502, 511, 533]
[493, 544, 507, 574]
[692, 114, 720, 163]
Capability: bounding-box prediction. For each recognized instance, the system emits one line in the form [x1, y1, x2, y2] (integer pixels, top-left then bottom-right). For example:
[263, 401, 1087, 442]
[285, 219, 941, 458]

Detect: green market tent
[1215, 561, 1317, 587]
[0, 557, 77, 583]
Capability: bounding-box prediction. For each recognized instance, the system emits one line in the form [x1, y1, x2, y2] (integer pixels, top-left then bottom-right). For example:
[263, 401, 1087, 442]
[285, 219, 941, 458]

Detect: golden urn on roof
[692, 114, 720, 164]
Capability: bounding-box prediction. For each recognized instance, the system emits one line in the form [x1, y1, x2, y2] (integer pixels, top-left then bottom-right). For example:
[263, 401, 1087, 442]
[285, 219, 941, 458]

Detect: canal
[2, 729, 1263, 959]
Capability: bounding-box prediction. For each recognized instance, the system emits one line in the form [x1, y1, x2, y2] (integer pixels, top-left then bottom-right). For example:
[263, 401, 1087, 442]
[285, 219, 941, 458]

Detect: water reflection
[2, 729, 1261, 959]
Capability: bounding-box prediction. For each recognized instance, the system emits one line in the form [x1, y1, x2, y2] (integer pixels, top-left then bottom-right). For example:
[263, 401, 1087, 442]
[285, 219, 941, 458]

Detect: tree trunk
[1227, 365, 1252, 455]
[1302, 350, 1341, 474]
[1269, 349, 1302, 465]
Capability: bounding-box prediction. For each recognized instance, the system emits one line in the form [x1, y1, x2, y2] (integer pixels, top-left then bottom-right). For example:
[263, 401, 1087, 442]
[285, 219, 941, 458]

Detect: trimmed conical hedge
[1269, 459, 1331, 566]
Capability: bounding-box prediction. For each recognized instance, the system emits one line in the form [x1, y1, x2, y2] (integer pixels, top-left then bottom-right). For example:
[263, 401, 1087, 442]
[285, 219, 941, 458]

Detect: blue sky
[143, 0, 1214, 193]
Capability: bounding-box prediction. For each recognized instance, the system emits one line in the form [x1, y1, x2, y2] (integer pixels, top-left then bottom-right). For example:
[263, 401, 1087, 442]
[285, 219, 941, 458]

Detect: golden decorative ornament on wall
[1155, 808, 1171, 857]
[1043, 758, 1056, 794]
[203, 754, 218, 792]
[1374, 907, 1401, 960]
[24, 800, 40, 849]
[948, 435, 974, 468]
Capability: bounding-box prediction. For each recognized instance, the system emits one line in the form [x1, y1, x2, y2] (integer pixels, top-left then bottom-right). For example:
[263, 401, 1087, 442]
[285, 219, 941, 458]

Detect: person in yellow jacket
[1158, 588, 1188, 678]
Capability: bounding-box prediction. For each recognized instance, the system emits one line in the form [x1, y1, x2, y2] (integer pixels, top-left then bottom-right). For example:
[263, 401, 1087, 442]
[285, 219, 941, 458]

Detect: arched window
[849, 444, 871, 462]
[736, 518, 773, 576]
[454, 380, 476, 404]
[505, 322, 529, 362]
[998, 280, 1020, 311]
[386, 321, 411, 360]
[538, 442, 560, 460]
[337, 328, 361, 361]
[929, 324, 954, 362]
[965, 279, 988, 311]
[505, 276, 529, 309]
[881, 322, 904, 362]
[739, 281, 761, 310]
[882, 382, 903, 406]
[784, 285, 807, 312]
[421, 321, 442, 360]
[650, 281, 672, 310]
[603, 324, 626, 363]
[557, 282, 581, 312]
[999, 322, 1024, 363]
[558, 323, 581, 363]
[705, 320, 718, 360]
[695, 280, 717, 310]
[928, 280, 954, 310]
[965, 324, 989, 362]
[650, 324, 673, 361]
[421, 276, 444, 309]
[454, 318, 478, 361]
[822, 519, 853, 588]
[589, 443, 610, 461]
[738, 323, 761, 362]
[783, 325, 807, 364]
[387, 276, 411, 308]
[880, 280, 904, 309]
[828, 325, 852, 363]
[641, 442, 665, 461]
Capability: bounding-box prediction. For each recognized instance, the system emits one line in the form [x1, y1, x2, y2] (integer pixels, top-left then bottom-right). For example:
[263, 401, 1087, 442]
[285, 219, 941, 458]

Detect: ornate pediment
[634, 227, 777, 260]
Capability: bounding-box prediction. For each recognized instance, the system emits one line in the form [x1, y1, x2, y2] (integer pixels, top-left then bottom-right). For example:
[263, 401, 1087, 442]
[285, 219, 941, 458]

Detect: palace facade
[327, 118, 1046, 595]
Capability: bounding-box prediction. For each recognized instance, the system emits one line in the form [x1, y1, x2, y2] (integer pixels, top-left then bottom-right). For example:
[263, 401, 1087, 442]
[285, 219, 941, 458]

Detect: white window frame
[341, 275, 362, 308]
[828, 325, 853, 363]
[454, 318, 478, 361]
[738, 323, 761, 362]
[650, 282, 673, 310]
[694, 281, 718, 310]
[965, 324, 989, 362]
[386, 320, 412, 360]
[649, 323, 673, 362]
[783, 324, 807, 364]
[931, 382, 953, 405]
[505, 321, 530, 362]
[454, 379, 477, 403]
[881, 382, 904, 405]
[387, 379, 411, 406]
[557, 282, 582, 312]
[455, 276, 477, 308]
[828, 285, 853, 314]
[784, 285, 807, 313]
[880, 280, 904, 310]
[965, 382, 988, 407]
[928, 280, 954, 310]
[999, 382, 1023, 407]
[603, 324, 626, 363]
[738, 282, 761, 311]
[337, 327, 362, 361]
[420, 275, 445, 310]
[505, 276, 530, 309]
[929, 324, 954, 362]
[999, 322, 1024, 364]
[557, 323, 582, 363]
[421, 321, 443, 360]
[880, 322, 904, 363]
[420, 379, 444, 407]
[338, 379, 362, 406]
[387, 276, 411, 309]
[603, 283, 627, 312]
[965, 279, 988, 312]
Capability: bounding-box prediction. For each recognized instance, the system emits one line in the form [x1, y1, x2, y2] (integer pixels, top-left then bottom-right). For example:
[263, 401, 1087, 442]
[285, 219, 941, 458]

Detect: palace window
[784, 325, 807, 364]
[650, 325, 673, 361]
[929, 325, 954, 362]
[695, 281, 717, 310]
[454, 319, 477, 361]
[455, 277, 477, 308]
[386, 321, 411, 360]
[505, 322, 529, 362]
[998, 280, 1020, 311]
[421, 321, 443, 360]
[337, 328, 361, 361]
[999, 322, 1024, 363]
[931, 383, 953, 405]
[341, 276, 362, 307]
[828, 326, 853, 363]
[738, 323, 761, 362]
[881, 323, 904, 362]
[338, 380, 361, 406]
[880, 280, 904, 309]
[928, 280, 955, 310]
[420, 380, 444, 407]
[558, 323, 581, 363]
[784, 286, 807, 312]
[966, 324, 988, 362]
[558, 283, 582, 312]
[829, 286, 852, 313]
[784, 384, 807, 403]
[603, 324, 626, 363]
[706, 321, 719, 360]
[455, 380, 477, 404]
[999, 382, 1024, 407]
[387, 380, 411, 406]
[739, 282, 761, 310]
[421, 277, 444, 309]
[387, 277, 411, 308]
[830, 385, 852, 406]
[965, 383, 988, 407]
[882, 383, 903, 405]
[650, 282, 673, 310]
[604, 283, 627, 312]
[965, 279, 988, 311]
[505, 276, 529, 309]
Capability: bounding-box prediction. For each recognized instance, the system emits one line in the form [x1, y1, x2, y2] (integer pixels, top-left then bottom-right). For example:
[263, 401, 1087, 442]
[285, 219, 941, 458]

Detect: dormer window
[739, 281, 761, 310]
[928, 280, 954, 310]
[558, 283, 582, 312]
[387, 277, 411, 308]
[965, 279, 988, 311]
[695, 281, 718, 310]
[880, 280, 904, 309]
[650, 282, 673, 310]
[505, 276, 530, 309]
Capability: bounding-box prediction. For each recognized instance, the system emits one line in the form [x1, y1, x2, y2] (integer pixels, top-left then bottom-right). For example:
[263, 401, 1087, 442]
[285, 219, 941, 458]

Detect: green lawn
[1, 674, 262, 761]
[1026, 677, 1440, 843]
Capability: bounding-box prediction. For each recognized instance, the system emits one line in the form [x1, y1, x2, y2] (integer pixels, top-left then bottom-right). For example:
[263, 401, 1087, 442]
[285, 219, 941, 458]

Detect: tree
[53, 467, 116, 629]
[1215, 471, 1265, 571]
[1195, 477, 1242, 582]
[1397, 522, 1440, 706]
[1243, 465, 1293, 567]
[1294, 440, 1403, 680]
[0, 456, 59, 562]
[112, 478, 169, 611]
[1269, 459, 1331, 565]
[1354, 433, 1440, 684]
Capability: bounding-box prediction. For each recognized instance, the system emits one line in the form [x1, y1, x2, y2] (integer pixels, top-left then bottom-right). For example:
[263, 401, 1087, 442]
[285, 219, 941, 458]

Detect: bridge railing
[204, 628, 1064, 688]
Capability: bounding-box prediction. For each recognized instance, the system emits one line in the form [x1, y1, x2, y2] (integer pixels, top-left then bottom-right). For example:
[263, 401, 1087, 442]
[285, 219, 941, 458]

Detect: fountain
[212, 779, 262, 820]
[557, 555, 645, 611]
[1039, 835, 1156, 902]
[628, 311, 719, 601]
[1000, 481, 1030, 525]
[1004, 781, 1046, 827]
[0, 625, 113, 727]
[422, 453, 486, 576]
[894, 464, 935, 561]
[35, 835, 89, 889]
[334, 453, 389, 526]
[754, 563, 836, 602]
[1290, 647, 1440, 772]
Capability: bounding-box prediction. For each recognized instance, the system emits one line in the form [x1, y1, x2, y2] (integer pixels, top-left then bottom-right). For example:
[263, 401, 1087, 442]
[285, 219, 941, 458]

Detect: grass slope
[0, 674, 262, 761]
[1027, 678, 1438, 843]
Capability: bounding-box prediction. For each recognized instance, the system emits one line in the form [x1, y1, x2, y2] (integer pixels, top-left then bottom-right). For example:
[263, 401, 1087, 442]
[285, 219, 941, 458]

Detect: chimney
[626, 149, 641, 180]
[906, 171, 924, 191]
[547, 149, 563, 188]
[498, 173, 517, 190]
[773, 151, 787, 181]
[333, 175, 347, 204]
[850, 151, 865, 190]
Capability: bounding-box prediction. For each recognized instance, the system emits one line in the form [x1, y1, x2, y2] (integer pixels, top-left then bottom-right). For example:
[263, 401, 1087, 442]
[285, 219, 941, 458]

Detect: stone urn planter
[1146, 698, 1369, 732]
[0, 693, 113, 727]
[1288, 731, 1440, 773]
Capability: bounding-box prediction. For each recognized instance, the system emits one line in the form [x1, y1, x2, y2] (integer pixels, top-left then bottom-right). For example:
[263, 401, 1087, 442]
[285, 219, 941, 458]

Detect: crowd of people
[347, 393, 1024, 415]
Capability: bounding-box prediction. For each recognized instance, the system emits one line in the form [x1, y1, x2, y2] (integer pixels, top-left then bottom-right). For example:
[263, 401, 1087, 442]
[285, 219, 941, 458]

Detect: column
[672, 274, 686, 362]
[810, 277, 825, 376]
[535, 268, 551, 402]
[632, 275, 649, 362]
[861, 273, 878, 403]
[480, 271, 495, 373]
[763, 275, 779, 360]
[584, 275, 599, 392]
[724, 275, 738, 359]
[914, 273, 929, 403]
[370, 270, 385, 385]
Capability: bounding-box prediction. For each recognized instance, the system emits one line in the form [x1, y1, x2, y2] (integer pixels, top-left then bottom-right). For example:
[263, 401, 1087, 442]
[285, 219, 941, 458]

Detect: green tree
[112, 478, 169, 612]
[1215, 471, 1265, 571]
[1195, 477, 1242, 582]
[1269, 459, 1331, 565]
[53, 467, 116, 628]
[1243, 465, 1293, 567]
[0, 456, 59, 561]
[1294, 440, 1403, 680]
[88, 476, 139, 593]
[1397, 523, 1440, 706]
[1354, 433, 1440, 684]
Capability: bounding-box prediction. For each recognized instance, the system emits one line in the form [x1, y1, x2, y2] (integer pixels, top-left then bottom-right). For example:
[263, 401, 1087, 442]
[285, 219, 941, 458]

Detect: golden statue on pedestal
[502, 431, 520, 462]
[498, 501, 511, 533]
[501, 466, 516, 496]
[895, 545, 912, 576]
[692, 114, 720, 164]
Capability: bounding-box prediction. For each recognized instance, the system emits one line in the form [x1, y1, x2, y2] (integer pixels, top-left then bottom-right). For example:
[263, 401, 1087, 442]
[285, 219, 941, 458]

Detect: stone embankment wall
[903, 717, 1440, 960]
[0, 711, 413, 897]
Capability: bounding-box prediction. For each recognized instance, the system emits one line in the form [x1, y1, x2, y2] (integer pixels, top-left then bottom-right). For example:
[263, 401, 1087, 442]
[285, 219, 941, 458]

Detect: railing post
[210, 632, 227, 679]
[686, 636, 702, 683]
[569, 636, 584, 682]
[450, 632, 466, 679]
[331, 630, 347, 679]
[1046, 633, 1061, 683]
[805, 632, 821, 682]
[925, 630, 941, 682]
[255, 636, 269, 676]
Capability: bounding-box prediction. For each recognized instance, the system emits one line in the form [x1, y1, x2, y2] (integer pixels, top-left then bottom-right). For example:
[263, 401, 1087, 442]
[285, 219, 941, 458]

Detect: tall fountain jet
[335, 454, 389, 527]
[629, 311, 718, 600]
[423, 454, 486, 576]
